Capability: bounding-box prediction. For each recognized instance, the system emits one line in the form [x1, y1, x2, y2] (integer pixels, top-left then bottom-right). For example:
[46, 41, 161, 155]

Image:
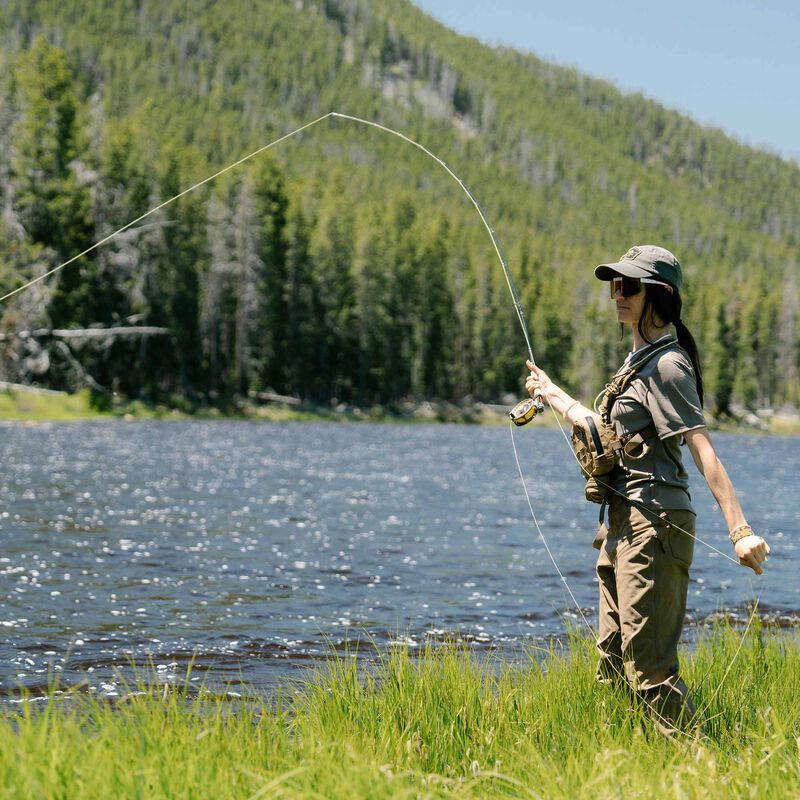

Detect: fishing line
[0, 110, 583, 645]
[0, 111, 535, 369]
[1, 111, 763, 680]
[0, 110, 587, 654]
[0, 112, 336, 304]
[509, 420, 594, 634]
[329, 113, 536, 364]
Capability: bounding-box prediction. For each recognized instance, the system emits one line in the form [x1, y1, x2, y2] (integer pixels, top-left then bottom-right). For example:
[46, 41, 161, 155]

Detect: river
[1, 420, 796, 697]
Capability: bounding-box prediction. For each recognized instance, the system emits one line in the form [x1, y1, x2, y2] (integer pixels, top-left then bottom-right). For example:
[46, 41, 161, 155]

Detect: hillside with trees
[0, 0, 797, 415]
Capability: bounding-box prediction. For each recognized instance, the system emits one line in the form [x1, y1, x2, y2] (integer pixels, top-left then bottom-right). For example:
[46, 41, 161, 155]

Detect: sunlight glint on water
[0, 420, 795, 696]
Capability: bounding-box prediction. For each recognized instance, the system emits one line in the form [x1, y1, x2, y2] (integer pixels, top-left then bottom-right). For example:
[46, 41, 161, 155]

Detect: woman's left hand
[735, 534, 770, 575]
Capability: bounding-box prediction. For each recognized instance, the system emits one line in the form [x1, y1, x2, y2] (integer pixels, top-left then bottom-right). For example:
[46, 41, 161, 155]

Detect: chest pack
[570, 340, 676, 504]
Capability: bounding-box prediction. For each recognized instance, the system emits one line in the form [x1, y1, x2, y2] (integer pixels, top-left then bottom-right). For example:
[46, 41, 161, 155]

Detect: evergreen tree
[484, 251, 520, 399]
[311, 190, 358, 403]
[120, 148, 205, 400]
[707, 299, 736, 416]
[411, 218, 454, 398]
[252, 158, 289, 393]
[447, 238, 474, 400]
[354, 208, 393, 404]
[529, 273, 574, 390]
[12, 38, 96, 327]
[284, 205, 318, 398]
[231, 172, 264, 396]
[384, 196, 418, 400]
[202, 190, 238, 400]
[776, 266, 798, 408]
[733, 287, 760, 411]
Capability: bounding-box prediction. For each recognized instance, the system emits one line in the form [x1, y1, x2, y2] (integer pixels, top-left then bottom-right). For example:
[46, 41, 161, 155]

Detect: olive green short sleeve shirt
[609, 335, 706, 512]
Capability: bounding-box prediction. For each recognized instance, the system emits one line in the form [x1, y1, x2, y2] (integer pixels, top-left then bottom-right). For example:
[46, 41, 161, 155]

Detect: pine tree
[252, 158, 289, 393]
[411, 217, 454, 398]
[231, 172, 264, 396]
[354, 207, 393, 404]
[707, 299, 736, 417]
[118, 148, 205, 400]
[311, 190, 358, 403]
[202, 189, 238, 400]
[12, 38, 95, 328]
[733, 286, 759, 411]
[284, 205, 318, 398]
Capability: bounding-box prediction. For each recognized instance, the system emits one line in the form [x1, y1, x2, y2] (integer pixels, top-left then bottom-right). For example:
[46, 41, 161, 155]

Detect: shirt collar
[624, 333, 675, 368]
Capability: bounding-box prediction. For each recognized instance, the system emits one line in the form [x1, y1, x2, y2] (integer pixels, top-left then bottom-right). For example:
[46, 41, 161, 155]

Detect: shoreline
[3, 611, 797, 706]
[2, 625, 800, 798]
[2, 385, 799, 434]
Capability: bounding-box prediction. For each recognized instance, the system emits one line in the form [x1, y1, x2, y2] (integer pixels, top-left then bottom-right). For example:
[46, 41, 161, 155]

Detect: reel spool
[509, 395, 545, 426]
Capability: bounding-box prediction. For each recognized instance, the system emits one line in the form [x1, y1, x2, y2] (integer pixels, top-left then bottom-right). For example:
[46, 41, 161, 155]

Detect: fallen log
[0, 381, 65, 396]
[248, 390, 302, 406]
[0, 326, 170, 341]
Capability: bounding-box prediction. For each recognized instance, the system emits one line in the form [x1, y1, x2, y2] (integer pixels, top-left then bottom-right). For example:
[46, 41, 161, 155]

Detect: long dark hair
[638, 284, 704, 406]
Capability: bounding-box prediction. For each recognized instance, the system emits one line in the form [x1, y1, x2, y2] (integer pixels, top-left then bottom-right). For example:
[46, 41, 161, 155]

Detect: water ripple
[0, 420, 796, 697]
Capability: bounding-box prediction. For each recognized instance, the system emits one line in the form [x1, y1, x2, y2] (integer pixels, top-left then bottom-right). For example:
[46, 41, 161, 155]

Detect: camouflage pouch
[570, 413, 622, 504]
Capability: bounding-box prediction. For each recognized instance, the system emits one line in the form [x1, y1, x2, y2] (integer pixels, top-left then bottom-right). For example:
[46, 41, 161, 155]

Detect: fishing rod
[326, 114, 545, 427]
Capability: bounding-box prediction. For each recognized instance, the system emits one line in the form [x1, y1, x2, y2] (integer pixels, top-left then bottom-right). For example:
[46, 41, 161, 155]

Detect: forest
[0, 0, 797, 414]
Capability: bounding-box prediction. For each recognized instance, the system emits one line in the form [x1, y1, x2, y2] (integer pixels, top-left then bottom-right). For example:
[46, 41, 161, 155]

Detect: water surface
[1, 421, 796, 697]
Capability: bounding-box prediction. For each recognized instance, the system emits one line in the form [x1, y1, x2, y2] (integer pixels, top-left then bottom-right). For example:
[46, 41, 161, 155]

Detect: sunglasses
[609, 276, 673, 299]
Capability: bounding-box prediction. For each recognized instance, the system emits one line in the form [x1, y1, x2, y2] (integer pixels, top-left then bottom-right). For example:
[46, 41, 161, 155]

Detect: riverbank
[1, 383, 799, 434]
[1, 623, 798, 799]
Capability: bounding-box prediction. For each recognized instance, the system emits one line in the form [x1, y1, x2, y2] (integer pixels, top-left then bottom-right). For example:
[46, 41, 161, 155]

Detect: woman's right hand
[525, 360, 555, 401]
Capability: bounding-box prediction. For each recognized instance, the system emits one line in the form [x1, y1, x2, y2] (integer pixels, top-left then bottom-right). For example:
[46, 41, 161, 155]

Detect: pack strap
[586, 415, 605, 454]
[599, 339, 678, 425]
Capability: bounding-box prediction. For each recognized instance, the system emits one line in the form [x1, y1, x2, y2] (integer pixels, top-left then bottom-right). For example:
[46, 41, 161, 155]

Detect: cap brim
[594, 260, 654, 281]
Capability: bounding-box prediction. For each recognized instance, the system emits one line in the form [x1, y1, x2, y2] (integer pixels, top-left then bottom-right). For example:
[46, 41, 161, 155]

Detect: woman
[524, 245, 770, 736]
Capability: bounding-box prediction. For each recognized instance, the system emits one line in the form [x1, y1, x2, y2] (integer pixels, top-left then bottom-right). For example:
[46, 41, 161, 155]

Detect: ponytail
[640, 286, 705, 407]
[673, 317, 704, 407]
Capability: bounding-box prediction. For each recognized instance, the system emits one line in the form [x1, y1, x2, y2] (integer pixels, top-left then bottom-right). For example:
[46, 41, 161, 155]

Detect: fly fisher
[524, 245, 771, 737]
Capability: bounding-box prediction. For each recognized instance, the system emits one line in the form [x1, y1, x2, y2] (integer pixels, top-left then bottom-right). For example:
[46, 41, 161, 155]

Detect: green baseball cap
[595, 245, 682, 290]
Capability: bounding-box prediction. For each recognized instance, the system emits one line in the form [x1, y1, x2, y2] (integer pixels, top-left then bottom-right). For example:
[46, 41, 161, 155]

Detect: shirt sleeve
[644, 351, 706, 440]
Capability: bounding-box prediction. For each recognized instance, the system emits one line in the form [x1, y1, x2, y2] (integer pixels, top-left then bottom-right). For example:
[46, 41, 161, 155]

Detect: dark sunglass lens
[622, 277, 641, 297]
[610, 277, 640, 298]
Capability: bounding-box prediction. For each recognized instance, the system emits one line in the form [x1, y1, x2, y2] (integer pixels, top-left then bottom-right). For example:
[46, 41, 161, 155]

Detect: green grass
[0, 388, 185, 421]
[0, 388, 102, 420]
[1, 623, 798, 799]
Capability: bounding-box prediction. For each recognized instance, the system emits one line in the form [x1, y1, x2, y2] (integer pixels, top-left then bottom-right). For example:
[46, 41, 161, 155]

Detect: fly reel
[509, 394, 545, 426]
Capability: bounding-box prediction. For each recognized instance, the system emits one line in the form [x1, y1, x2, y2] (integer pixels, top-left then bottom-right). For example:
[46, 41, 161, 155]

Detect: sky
[411, 0, 800, 163]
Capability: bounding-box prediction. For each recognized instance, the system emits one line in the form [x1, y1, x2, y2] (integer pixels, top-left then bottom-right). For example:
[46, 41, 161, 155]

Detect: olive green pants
[595, 499, 697, 732]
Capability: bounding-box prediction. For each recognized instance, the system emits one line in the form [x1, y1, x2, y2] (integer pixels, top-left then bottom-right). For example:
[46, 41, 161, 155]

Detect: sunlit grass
[0, 388, 100, 420]
[1, 622, 798, 798]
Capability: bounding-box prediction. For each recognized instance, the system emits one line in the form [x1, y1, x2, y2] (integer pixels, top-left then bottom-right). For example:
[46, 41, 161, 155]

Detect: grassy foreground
[1, 624, 798, 799]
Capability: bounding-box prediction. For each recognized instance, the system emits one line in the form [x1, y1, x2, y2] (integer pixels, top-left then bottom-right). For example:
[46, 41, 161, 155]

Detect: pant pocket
[662, 510, 695, 567]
